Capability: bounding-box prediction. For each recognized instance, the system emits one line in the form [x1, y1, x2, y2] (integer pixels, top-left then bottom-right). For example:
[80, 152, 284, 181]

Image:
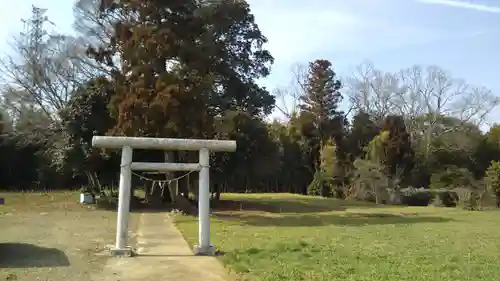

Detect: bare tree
[73, 0, 115, 47]
[272, 63, 308, 120]
[397, 65, 498, 155]
[344, 61, 406, 123]
[0, 6, 88, 124]
[345, 62, 499, 155]
[72, 0, 121, 76]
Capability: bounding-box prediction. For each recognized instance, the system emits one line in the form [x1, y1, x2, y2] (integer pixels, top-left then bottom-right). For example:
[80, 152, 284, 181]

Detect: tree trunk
[214, 182, 221, 201]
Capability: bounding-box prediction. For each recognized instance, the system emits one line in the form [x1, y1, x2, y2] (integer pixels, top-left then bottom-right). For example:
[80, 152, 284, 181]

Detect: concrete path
[92, 213, 231, 281]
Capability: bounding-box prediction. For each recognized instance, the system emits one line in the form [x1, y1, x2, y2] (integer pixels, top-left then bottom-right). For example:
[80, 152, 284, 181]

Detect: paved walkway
[93, 213, 231, 281]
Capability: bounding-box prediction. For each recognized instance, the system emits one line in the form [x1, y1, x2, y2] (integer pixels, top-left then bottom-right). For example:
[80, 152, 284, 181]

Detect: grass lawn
[0, 191, 139, 281]
[174, 193, 500, 281]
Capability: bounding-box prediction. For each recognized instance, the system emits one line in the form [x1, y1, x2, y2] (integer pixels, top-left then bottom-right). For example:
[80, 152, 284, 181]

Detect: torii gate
[92, 136, 236, 256]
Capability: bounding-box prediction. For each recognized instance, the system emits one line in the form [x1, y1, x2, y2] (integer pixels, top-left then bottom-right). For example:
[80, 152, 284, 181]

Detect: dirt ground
[0, 192, 139, 281]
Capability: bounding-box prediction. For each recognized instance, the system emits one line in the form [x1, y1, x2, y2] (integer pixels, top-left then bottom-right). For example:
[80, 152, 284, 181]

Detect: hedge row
[400, 188, 458, 207]
[400, 187, 494, 209]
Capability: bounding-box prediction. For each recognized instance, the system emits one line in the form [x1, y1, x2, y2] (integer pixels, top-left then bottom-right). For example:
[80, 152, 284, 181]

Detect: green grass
[174, 193, 500, 281]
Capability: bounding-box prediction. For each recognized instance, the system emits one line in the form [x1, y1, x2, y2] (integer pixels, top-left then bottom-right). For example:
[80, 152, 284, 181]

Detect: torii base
[109, 246, 135, 257]
[193, 244, 216, 256]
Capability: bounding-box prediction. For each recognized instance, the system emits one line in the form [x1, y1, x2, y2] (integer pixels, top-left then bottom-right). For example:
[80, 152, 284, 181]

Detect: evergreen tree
[347, 111, 379, 160]
[380, 115, 415, 181]
[88, 0, 275, 202]
[300, 59, 344, 147]
[92, 0, 274, 138]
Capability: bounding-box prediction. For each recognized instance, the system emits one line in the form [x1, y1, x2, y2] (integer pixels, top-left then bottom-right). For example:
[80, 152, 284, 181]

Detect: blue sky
[248, 0, 500, 85]
[0, 0, 499, 120]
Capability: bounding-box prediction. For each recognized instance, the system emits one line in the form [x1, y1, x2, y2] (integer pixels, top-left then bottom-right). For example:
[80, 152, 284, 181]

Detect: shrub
[345, 182, 376, 202]
[400, 188, 457, 207]
[387, 188, 402, 205]
[453, 187, 494, 211]
[331, 185, 345, 199]
[400, 188, 433, 206]
[307, 170, 331, 197]
[353, 158, 388, 204]
[485, 160, 500, 207]
[432, 190, 458, 207]
[429, 166, 475, 190]
[453, 188, 481, 210]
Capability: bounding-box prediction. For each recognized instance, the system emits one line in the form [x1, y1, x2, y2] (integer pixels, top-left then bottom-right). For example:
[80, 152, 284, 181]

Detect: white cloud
[417, 0, 500, 13]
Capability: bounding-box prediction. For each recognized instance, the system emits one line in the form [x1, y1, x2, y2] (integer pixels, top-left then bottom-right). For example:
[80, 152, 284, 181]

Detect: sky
[0, 0, 499, 121]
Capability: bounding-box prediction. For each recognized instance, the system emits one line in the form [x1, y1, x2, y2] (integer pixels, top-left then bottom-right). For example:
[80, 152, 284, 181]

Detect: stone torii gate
[92, 136, 237, 256]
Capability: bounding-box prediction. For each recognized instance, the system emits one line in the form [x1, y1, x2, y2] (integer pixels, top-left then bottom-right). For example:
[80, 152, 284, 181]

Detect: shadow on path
[0, 243, 70, 268]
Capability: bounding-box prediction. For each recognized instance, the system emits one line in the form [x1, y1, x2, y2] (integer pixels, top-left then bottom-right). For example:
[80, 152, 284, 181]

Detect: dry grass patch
[0, 191, 138, 281]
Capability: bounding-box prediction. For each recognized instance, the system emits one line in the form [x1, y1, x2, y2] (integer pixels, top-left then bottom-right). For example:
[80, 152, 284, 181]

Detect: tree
[88, 0, 275, 202]
[308, 139, 337, 197]
[352, 158, 388, 204]
[0, 111, 6, 134]
[300, 59, 344, 147]
[485, 161, 500, 207]
[380, 115, 414, 182]
[0, 107, 12, 134]
[345, 62, 403, 124]
[60, 76, 117, 180]
[271, 118, 312, 194]
[346, 62, 499, 157]
[212, 111, 280, 195]
[73, 0, 125, 78]
[350, 132, 390, 204]
[273, 63, 308, 120]
[1, 6, 86, 124]
[429, 166, 475, 190]
[74, 0, 115, 48]
[346, 111, 379, 160]
[91, 0, 275, 134]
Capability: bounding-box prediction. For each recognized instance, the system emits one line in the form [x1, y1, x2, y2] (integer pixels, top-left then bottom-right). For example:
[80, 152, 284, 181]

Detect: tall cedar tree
[91, 0, 275, 139]
[88, 0, 275, 202]
[300, 59, 344, 147]
[300, 59, 345, 174]
[380, 115, 415, 180]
